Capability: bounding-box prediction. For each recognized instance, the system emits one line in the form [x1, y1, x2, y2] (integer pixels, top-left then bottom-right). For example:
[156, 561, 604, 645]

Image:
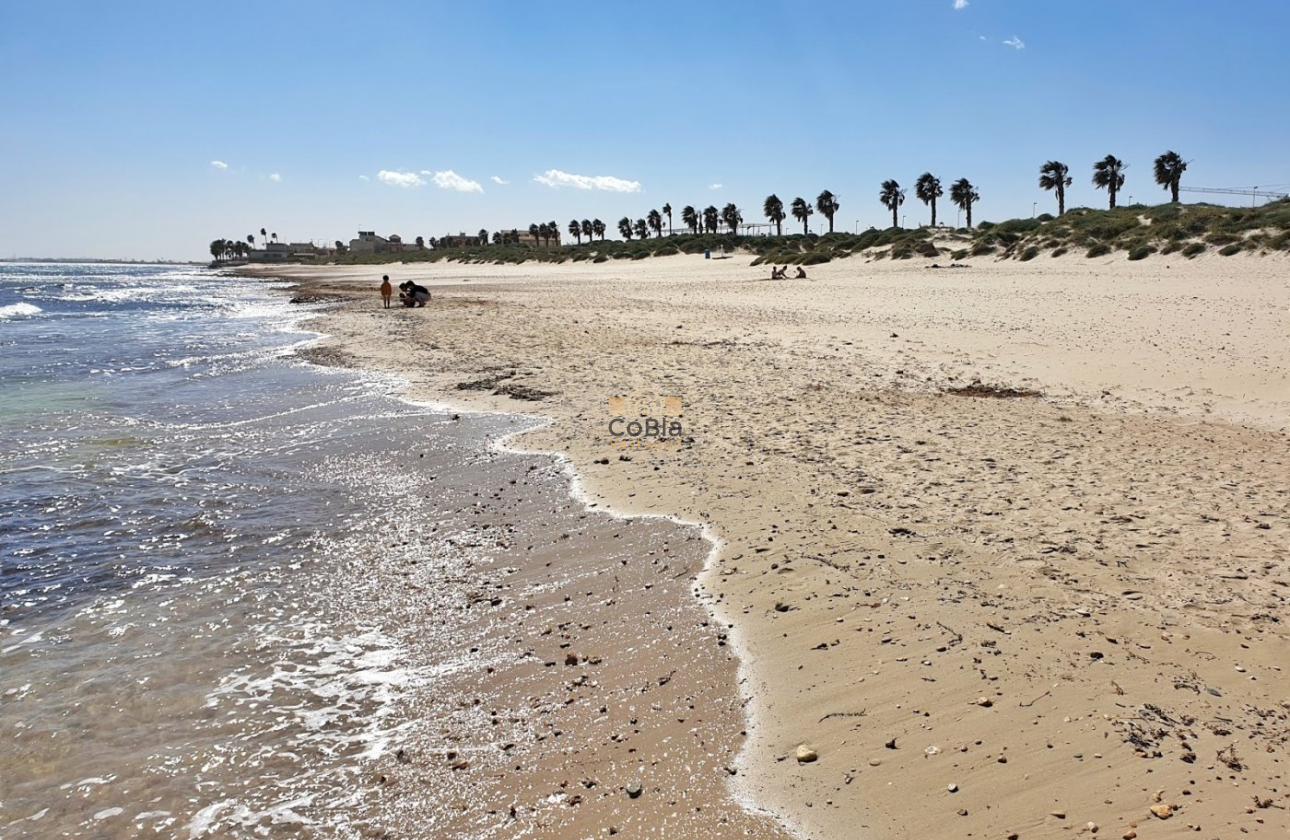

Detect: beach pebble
[975, 696, 993, 707]
[1049, 811, 1066, 819]
[1149, 804, 1172, 819]
[624, 782, 642, 799]
[1122, 832, 1136, 840]
[795, 745, 819, 763]
[868, 758, 882, 767]
[947, 783, 958, 793]
[1087, 822, 1098, 833]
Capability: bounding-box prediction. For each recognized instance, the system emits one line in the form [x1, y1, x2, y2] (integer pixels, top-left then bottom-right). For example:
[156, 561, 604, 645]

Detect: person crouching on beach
[380, 275, 392, 309]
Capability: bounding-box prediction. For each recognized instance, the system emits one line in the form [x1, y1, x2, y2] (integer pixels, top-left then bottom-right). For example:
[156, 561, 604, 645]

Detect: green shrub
[800, 251, 832, 265]
[1036, 213, 1056, 222]
[977, 220, 995, 231]
[996, 218, 1042, 235]
[593, 254, 608, 263]
[1160, 242, 1182, 255]
[1019, 246, 1040, 261]
[951, 249, 969, 260]
[1127, 245, 1155, 261]
[1182, 242, 1205, 258]
[914, 240, 939, 257]
[1086, 243, 1111, 258]
[1051, 247, 1068, 257]
[970, 242, 995, 256]
[1206, 232, 1239, 246]
[1219, 243, 1242, 256]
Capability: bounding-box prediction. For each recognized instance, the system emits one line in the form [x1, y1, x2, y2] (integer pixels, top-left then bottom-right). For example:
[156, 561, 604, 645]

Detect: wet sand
[249, 252, 1289, 839]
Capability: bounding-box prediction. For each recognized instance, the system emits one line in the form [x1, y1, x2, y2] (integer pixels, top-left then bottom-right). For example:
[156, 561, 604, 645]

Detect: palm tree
[647, 209, 663, 238]
[538, 222, 549, 245]
[271, 232, 278, 243]
[478, 229, 488, 245]
[247, 234, 255, 250]
[592, 219, 606, 241]
[764, 194, 786, 236]
[815, 190, 840, 233]
[210, 239, 225, 261]
[618, 217, 633, 240]
[493, 231, 502, 245]
[529, 223, 540, 245]
[568, 219, 582, 245]
[1091, 155, 1126, 209]
[949, 178, 980, 228]
[581, 219, 593, 243]
[260, 227, 267, 245]
[721, 203, 742, 236]
[547, 221, 558, 246]
[878, 180, 905, 228]
[914, 173, 943, 227]
[662, 203, 673, 235]
[681, 205, 699, 234]
[1154, 151, 1187, 203]
[633, 218, 649, 240]
[415, 235, 426, 249]
[702, 205, 719, 234]
[790, 197, 813, 235]
[1038, 161, 1073, 216]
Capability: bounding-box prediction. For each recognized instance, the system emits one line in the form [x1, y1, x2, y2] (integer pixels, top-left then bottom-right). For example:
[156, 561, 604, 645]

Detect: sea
[0, 263, 703, 838]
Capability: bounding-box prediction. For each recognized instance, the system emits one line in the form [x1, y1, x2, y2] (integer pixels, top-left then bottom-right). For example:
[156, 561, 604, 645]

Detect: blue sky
[1, 1, 1287, 260]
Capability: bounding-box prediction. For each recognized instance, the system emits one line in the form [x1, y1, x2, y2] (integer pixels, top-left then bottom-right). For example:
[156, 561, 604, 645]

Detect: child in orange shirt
[379, 275, 392, 309]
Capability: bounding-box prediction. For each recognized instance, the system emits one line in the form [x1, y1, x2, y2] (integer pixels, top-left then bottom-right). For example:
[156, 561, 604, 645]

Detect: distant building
[497, 228, 560, 247]
[439, 231, 485, 248]
[247, 242, 291, 262]
[288, 242, 324, 259]
[349, 231, 389, 254]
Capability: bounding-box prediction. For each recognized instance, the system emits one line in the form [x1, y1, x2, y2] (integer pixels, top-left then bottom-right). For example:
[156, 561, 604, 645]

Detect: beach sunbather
[794, 267, 807, 279]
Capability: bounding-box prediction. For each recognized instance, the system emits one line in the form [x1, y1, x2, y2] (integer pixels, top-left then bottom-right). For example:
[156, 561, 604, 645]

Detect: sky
[1, 0, 1288, 260]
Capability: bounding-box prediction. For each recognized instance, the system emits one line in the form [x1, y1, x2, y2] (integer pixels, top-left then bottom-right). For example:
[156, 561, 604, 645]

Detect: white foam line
[273, 286, 805, 835]
[358, 378, 806, 837]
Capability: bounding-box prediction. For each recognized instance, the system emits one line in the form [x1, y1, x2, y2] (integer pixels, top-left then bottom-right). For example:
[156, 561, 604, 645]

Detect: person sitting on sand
[769, 266, 782, 280]
[398, 281, 415, 307]
[794, 266, 807, 279]
[380, 275, 392, 309]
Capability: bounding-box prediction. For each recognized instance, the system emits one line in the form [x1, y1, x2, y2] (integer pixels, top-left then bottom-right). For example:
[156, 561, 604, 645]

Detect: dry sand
[247, 252, 1289, 839]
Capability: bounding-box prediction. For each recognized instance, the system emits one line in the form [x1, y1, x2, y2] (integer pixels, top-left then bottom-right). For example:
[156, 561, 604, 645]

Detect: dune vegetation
[321, 197, 1290, 268]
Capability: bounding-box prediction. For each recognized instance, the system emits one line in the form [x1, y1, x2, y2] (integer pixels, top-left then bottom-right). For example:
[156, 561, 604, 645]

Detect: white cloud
[432, 170, 484, 193]
[269, 173, 282, 182]
[953, 0, 969, 9]
[980, 35, 988, 40]
[1003, 36, 1025, 49]
[378, 169, 425, 188]
[709, 183, 723, 191]
[533, 169, 642, 193]
[491, 175, 509, 185]
[210, 160, 228, 170]
[358, 175, 370, 181]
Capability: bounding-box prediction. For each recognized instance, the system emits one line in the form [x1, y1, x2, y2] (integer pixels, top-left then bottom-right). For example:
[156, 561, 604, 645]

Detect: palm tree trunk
[1171, 181, 1180, 203]
[931, 200, 937, 228]
[1109, 186, 1116, 210]
[892, 207, 898, 228]
[1058, 187, 1065, 216]
[966, 202, 973, 229]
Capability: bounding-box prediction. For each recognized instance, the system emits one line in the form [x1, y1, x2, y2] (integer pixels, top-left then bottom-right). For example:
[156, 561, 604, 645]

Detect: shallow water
[0, 264, 772, 839]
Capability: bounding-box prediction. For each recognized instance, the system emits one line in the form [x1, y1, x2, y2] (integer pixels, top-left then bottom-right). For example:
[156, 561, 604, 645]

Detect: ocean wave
[0, 302, 43, 319]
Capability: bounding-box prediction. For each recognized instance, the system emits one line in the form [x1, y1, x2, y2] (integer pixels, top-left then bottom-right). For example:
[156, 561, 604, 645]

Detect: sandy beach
[247, 252, 1289, 839]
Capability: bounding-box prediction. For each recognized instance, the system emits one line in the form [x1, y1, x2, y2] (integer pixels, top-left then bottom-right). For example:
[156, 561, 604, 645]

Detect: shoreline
[248, 254, 1289, 838]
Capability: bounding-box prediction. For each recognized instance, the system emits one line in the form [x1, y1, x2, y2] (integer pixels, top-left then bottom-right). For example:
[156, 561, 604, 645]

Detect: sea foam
[0, 302, 42, 319]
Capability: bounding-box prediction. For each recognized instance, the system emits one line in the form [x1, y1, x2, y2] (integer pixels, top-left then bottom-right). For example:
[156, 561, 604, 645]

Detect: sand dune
[247, 252, 1289, 839]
